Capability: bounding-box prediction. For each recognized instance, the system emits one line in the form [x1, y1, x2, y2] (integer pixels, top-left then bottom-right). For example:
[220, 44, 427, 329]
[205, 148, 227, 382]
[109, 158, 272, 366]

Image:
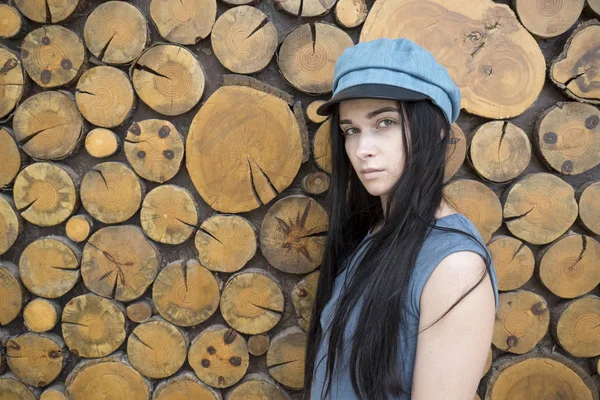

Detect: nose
[355, 130, 376, 160]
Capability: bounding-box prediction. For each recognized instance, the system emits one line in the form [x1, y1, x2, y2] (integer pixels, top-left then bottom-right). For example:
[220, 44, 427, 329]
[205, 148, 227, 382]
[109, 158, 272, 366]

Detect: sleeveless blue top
[311, 213, 499, 399]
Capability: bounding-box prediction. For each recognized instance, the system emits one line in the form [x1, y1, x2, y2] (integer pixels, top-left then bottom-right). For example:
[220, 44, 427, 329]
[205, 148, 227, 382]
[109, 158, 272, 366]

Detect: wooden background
[0, 0, 599, 399]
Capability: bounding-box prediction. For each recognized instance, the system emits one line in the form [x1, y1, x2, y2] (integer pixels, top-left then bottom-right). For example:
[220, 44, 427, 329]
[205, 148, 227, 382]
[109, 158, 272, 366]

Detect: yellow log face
[278, 23, 353, 95]
[0, 261, 23, 325]
[360, 0, 546, 119]
[211, 6, 278, 74]
[6, 333, 64, 387]
[334, 0, 368, 29]
[194, 214, 256, 273]
[0, 130, 21, 187]
[83, 1, 148, 65]
[186, 85, 303, 213]
[150, 0, 217, 45]
[535, 102, 600, 175]
[266, 327, 306, 390]
[76, 66, 135, 128]
[13, 162, 78, 226]
[555, 296, 600, 358]
[539, 234, 600, 299]
[444, 124, 466, 183]
[21, 25, 85, 88]
[292, 270, 319, 331]
[0, 45, 26, 119]
[81, 225, 160, 302]
[23, 298, 59, 333]
[579, 181, 600, 235]
[515, 0, 584, 38]
[127, 319, 187, 379]
[153, 259, 220, 327]
[84, 128, 119, 159]
[443, 179, 502, 243]
[131, 44, 205, 116]
[14, 0, 80, 23]
[61, 294, 126, 358]
[65, 214, 92, 243]
[503, 173, 578, 245]
[189, 325, 249, 388]
[0, 376, 36, 400]
[488, 236, 534, 291]
[260, 195, 328, 274]
[220, 271, 284, 335]
[124, 120, 184, 183]
[0, 5, 22, 38]
[153, 372, 221, 400]
[276, 0, 337, 17]
[12, 91, 84, 160]
[551, 22, 600, 103]
[228, 376, 290, 400]
[141, 185, 198, 245]
[313, 119, 332, 174]
[65, 356, 150, 400]
[0, 194, 20, 255]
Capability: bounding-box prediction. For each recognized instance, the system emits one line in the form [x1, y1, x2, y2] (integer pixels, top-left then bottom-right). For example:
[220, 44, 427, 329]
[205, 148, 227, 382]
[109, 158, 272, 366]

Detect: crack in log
[123, 138, 148, 144]
[297, 0, 304, 17]
[563, 67, 593, 87]
[509, 242, 526, 263]
[49, 265, 78, 272]
[98, 33, 116, 61]
[91, 168, 109, 190]
[97, 268, 116, 282]
[62, 321, 88, 328]
[275, 216, 292, 235]
[17, 197, 38, 213]
[498, 121, 508, 180]
[44, 0, 51, 23]
[268, 359, 298, 369]
[299, 231, 328, 239]
[298, 246, 313, 262]
[251, 302, 282, 315]
[134, 63, 171, 80]
[197, 226, 222, 244]
[317, 0, 328, 11]
[504, 206, 535, 223]
[470, 41, 486, 58]
[309, 22, 316, 53]
[247, 17, 269, 39]
[131, 332, 154, 350]
[181, 258, 188, 292]
[247, 157, 262, 206]
[568, 235, 588, 271]
[18, 123, 68, 146]
[175, 216, 197, 230]
[109, 270, 118, 298]
[298, 199, 311, 228]
[76, 89, 96, 96]
[251, 159, 278, 196]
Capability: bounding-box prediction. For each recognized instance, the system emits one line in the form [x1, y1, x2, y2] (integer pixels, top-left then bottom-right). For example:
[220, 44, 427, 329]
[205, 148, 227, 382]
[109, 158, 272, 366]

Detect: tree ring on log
[150, 0, 217, 45]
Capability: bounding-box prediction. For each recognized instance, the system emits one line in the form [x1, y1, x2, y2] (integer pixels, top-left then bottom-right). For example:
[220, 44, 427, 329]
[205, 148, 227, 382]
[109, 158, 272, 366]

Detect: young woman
[303, 38, 499, 399]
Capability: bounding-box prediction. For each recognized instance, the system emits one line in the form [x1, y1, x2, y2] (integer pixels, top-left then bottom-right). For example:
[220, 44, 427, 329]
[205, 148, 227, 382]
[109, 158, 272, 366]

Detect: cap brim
[316, 84, 431, 116]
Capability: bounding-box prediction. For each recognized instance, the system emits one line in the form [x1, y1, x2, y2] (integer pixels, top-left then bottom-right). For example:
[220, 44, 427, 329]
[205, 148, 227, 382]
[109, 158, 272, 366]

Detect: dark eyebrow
[339, 107, 401, 125]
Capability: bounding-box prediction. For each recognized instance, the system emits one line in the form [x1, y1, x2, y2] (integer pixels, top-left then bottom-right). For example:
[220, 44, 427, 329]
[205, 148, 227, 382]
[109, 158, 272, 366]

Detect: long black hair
[303, 99, 493, 399]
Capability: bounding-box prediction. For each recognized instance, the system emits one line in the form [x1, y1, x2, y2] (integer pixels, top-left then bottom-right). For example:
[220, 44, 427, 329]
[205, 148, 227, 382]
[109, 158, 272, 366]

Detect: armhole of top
[409, 235, 498, 317]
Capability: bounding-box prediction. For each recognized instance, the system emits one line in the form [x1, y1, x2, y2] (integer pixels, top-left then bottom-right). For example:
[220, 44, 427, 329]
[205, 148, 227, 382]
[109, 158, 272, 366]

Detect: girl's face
[338, 98, 406, 202]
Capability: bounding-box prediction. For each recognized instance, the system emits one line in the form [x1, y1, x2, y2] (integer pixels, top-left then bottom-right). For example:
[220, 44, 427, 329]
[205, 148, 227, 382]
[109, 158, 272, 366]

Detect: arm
[410, 250, 496, 400]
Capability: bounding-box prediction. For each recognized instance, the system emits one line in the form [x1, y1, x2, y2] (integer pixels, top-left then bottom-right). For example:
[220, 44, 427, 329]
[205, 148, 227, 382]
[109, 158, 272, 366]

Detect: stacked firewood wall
[0, 0, 599, 398]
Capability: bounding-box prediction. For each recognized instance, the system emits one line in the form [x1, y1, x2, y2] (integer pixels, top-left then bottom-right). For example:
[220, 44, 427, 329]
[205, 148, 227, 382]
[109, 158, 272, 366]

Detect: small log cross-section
[6, 333, 64, 387]
[65, 214, 93, 243]
[334, 0, 368, 29]
[503, 173, 578, 245]
[301, 171, 330, 195]
[0, 375, 36, 399]
[313, 119, 332, 174]
[0, 45, 27, 120]
[21, 25, 86, 88]
[153, 259, 220, 327]
[275, 0, 336, 17]
[126, 299, 153, 324]
[535, 102, 600, 175]
[492, 290, 550, 354]
[487, 236, 534, 291]
[141, 185, 198, 245]
[127, 317, 188, 379]
[13, 162, 78, 227]
[81, 225, 160, 302]
[212, 6, 278, 74]
[266, 326, 307, 390]
[0, 261, 24, 325]
[131, 44, 205, 116]
[227, 373, 291, 400]
[124, 120, 184, 183]
[61, 294, 126, 359]
[13, 91, 84, 160]
[150, 0, 217, 45]
[220, 269, 284, 335]
[188, 325, 250, 388]
[83, 1, 148, 65]
[0, 4, 24, 39]
[260, 195, 328, 274]
[551, 295, 600, 358]
[40, 384, 66, 400]
[23, 298, 60, 333]
[278, 23, 353, 95]
[80, 161, 143, 224]
[360, 0, 546, 119]
[247, 335, 270, 357]
[579, 181, 600, 235]
[483, 352, 598, 400]
[75, 66, 135, 128]
[153, 372, 221, 400]
[0, 127, 25, 188]
[292, 270, 319, 331]
[538, 234, 600, 299]
[444, 124, 467, 183]
[19, 236, 80, 298]
[65, 353, 150, 400]
[194, 214, 257, 273]
[306, 101, 327, 124]
[186, 84, 303, 213]
[443, 179, 502, 243]
[551, 20, 600, 103]
[14, 0, 83, 24]
[469, 121, 531, 183]
[84, 128, 119, 159]
[0, 195, 21, 255]
[514, 0, 584, 38]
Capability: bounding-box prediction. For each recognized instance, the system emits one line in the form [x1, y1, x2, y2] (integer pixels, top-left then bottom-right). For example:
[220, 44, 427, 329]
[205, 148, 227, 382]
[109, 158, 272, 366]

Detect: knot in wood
[229, 356, 242, 366]
[224, 328, 237, 345]
[466, 30, 484, 43]
[1, 58, 18, 73]
[201, 358, 210, 367]
[297, 288, 308, 298]
[207, 346, 216, 355]
[48, 350, 62, 359]
[531, 302, 546, 315]
[506, 335, 519, 347]
[7, 340, 20, 350]
[129, 122, 141, 136]
[158, 125, 171, 138]
[585, 115, 599, 130]
[41, 36, 50, 45]
[61, 58, 72, 70]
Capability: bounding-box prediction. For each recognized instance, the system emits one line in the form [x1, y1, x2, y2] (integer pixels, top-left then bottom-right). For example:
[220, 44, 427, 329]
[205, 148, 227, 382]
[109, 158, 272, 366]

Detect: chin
[361, 182, 390, 198]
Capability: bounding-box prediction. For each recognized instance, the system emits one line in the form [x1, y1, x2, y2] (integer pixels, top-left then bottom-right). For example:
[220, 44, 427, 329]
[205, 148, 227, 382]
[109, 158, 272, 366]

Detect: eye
[342, 127, 359, 136]
[378, 119, 395, 129]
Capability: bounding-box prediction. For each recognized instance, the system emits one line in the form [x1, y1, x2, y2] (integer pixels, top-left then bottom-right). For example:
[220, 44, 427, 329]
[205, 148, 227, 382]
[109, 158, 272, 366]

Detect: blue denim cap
[316, 38, 461, 124]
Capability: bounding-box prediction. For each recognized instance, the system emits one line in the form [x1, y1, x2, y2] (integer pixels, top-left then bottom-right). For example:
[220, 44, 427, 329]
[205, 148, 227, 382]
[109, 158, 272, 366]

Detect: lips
[360, 168, 384, 178]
